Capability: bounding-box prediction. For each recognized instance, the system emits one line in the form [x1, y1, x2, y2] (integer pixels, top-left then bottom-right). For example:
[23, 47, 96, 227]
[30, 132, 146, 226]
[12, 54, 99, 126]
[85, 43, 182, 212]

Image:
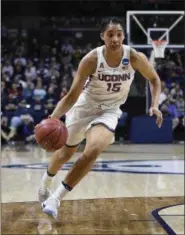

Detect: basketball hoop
[152, 40, 168, 58]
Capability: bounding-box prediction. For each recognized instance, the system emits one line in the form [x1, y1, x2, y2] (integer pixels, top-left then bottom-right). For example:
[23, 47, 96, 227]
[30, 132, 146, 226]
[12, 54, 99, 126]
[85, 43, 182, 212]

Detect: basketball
[34, 118, 68, 151]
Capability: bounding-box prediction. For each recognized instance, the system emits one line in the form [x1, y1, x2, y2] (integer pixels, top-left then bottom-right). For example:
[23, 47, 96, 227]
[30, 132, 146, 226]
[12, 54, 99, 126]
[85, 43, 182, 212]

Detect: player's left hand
[149, 107, 163, 128]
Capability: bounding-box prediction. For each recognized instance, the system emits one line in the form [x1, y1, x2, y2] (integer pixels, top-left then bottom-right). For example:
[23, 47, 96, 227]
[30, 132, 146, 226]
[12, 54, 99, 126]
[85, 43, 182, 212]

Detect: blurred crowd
[157, 51, 184, 139]
[1, 17, 184, 145]
[1, 20, 98, 145]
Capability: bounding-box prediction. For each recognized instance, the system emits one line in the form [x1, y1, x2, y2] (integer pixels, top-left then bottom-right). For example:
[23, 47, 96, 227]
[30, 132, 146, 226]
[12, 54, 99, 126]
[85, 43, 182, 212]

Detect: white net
[152, 40, 168, 58]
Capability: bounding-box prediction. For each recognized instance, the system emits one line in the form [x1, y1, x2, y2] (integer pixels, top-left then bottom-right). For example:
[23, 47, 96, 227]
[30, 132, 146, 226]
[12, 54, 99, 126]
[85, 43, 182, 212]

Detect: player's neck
[103, 46, 123, 63]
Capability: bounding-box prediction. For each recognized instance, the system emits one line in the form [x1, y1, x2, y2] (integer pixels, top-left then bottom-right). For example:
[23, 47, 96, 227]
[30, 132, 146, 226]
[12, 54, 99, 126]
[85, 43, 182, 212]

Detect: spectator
[25, 61, 37, 80]
[1, 81, 8, 107]
[45, 99, 56, 115]
[160, 99, 179, 130]
[14, 100, 31, 116]
[159, 87, 169, 105]
[33, 81, 46, 100]
[2, 60, 14, 77]
[22, 81, 35, 102]
[45, 86, 57, 103]
[8, 82, 22, 101]
[14, 52, 27, 67]
[61, 39, 74, 54]
[60, 87, 68, 99]
[14, 64, 25, 81]
[21, 115, 35, 143]
[47, 67, 60, 80]
[170, 82, 183, 98]
[176, 95, 184, 118]
[31, 96, 46, 124]
[7, 114, 34, 142]
[50, 57, 60, 70]
[1, 116, 11, 145]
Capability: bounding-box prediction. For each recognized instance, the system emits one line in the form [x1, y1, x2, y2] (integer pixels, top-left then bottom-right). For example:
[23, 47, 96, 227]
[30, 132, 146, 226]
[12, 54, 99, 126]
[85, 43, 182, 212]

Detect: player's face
[101, 23, 124, 52]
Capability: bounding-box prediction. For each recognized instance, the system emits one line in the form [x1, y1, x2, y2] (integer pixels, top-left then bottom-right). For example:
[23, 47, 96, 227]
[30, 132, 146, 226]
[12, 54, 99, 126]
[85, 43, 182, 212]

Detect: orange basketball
[34, 118, 68, 151]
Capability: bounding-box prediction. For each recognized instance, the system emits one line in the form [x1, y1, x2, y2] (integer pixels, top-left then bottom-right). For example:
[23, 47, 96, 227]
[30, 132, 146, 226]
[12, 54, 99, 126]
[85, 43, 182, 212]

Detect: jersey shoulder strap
[95, 46, 104, 73]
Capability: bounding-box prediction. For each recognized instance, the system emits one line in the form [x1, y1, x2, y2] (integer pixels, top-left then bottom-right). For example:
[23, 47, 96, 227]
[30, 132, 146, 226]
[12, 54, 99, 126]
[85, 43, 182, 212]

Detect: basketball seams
[40, 129, 59, 151]
[35, 119, 68, 151]
[35, 122, 60, 131]
[52, 126, 63, 149]
[39, 126, 66, 151]
[37, 126, 59, 144]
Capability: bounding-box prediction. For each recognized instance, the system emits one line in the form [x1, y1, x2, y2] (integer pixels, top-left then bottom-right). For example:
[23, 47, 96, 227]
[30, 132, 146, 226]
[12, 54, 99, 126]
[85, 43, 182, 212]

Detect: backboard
[126, 11, 184, 49]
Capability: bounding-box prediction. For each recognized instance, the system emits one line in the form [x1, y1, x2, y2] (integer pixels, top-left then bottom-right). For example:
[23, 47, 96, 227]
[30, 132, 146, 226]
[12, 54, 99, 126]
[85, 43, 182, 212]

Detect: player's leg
[63, 124, 114, 188]
[42, 110, 119, 219]
[47, 144, 79, 175]
[38, 106, 88, 202]
[38, 145, 78, 202]
[42, 125, 114, 219]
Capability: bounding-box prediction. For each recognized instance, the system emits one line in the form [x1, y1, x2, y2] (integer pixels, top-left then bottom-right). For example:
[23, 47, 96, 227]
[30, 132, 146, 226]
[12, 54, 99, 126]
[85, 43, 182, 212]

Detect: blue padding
[130, 116, 173, 143]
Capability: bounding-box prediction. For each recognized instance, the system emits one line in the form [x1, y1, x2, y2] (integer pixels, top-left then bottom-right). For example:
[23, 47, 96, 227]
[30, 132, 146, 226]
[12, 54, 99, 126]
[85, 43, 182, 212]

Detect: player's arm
[50, 50, 97, 119]
[130, 48, 163, 128]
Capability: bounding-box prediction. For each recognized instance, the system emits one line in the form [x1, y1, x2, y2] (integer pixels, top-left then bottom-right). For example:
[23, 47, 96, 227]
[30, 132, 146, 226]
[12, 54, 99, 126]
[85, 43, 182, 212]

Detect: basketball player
[38, 17, 163, 219]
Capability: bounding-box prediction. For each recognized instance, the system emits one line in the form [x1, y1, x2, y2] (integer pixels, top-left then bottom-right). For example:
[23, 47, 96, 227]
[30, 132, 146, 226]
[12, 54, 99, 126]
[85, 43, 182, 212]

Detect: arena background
[1, 1, 184, 235]
[1, 0, 184, 145]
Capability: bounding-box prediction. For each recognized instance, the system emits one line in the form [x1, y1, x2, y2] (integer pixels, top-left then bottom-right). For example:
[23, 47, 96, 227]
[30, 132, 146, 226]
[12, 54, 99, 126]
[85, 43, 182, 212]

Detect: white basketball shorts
[65, 103, 122, 147]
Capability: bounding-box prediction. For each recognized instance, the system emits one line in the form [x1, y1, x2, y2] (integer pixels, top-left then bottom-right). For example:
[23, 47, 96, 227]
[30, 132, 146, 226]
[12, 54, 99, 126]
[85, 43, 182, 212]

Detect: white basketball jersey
[75, 45, 135, 110]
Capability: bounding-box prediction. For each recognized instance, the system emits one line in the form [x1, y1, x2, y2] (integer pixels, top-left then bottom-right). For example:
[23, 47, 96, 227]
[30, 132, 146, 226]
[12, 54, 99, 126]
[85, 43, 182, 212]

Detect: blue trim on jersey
[65, 143, 80, 148]
[91, 122, 115, 133]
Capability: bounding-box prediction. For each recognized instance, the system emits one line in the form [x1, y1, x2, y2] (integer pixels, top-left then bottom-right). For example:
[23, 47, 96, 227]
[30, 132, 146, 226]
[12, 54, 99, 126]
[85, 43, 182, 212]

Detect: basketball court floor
[1, 143, 184, 234]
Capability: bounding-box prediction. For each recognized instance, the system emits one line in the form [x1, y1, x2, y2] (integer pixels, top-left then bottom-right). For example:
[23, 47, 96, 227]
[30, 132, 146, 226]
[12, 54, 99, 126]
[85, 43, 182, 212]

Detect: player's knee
[56, 146, 74, 161]
[84, 143, 104, 158]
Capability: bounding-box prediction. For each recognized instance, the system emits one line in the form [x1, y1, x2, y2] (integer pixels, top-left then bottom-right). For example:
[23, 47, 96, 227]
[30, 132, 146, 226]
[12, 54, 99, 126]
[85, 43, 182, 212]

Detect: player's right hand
[149, 107, 163, 128]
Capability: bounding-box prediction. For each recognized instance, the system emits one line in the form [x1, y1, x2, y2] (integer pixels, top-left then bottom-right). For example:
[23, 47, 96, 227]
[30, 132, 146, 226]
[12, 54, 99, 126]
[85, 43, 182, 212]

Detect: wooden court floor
[1, 143, 184, 234]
